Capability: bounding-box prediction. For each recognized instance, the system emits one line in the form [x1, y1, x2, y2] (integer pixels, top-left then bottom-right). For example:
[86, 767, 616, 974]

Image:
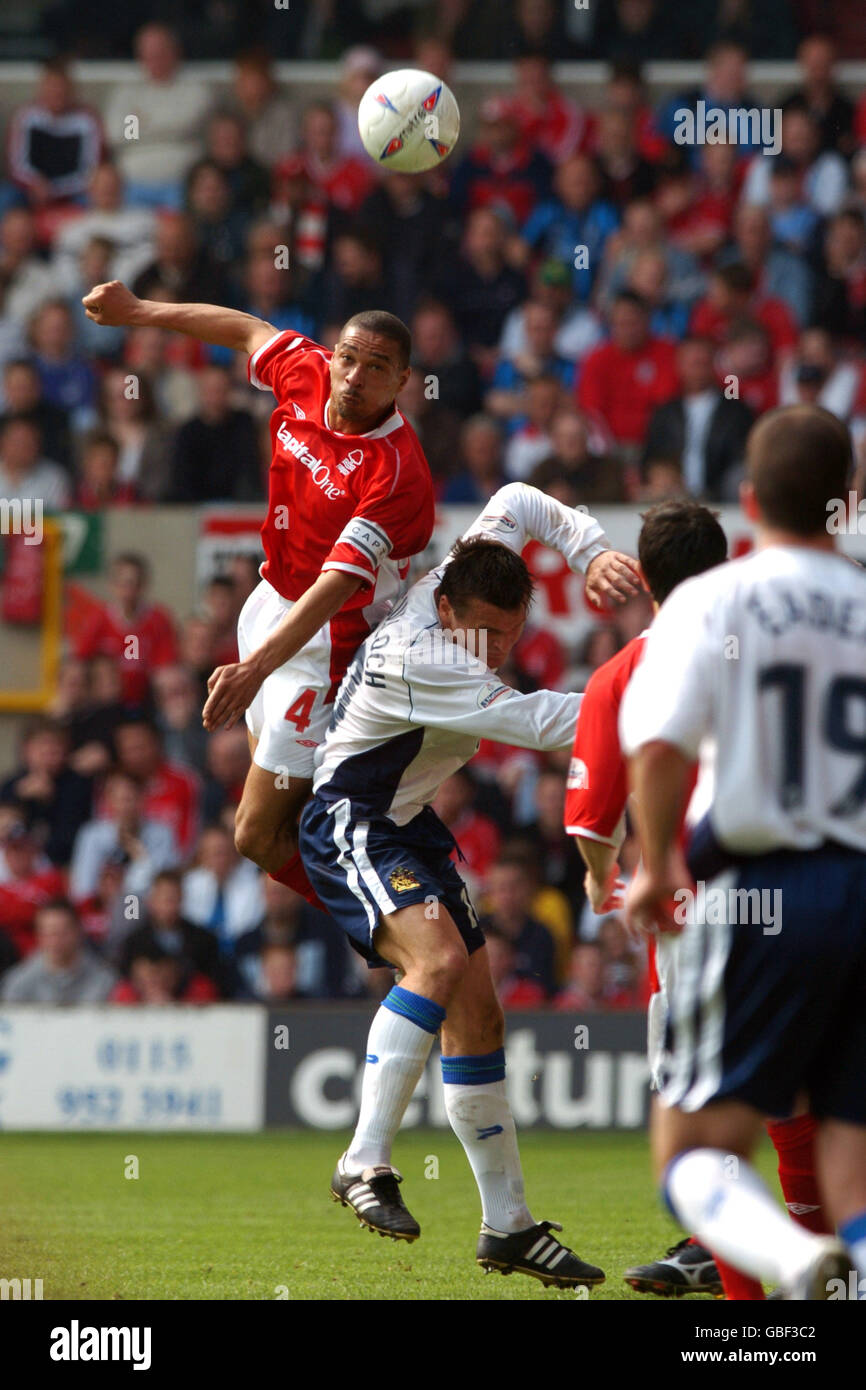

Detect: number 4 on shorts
[284, 688, 316, 733]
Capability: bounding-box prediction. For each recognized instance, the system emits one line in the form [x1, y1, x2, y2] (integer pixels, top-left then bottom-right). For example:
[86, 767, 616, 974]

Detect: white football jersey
[620, 545, 866, 854]
[312, 483, 609, 824]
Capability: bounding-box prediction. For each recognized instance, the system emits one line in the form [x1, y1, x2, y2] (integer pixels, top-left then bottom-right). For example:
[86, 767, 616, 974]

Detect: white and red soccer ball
[357, 68, 460, 173]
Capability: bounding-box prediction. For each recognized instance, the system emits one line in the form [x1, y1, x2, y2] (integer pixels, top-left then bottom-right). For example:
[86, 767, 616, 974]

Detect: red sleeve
[110, 981, 139, 1003]
[563, 662, 628, 847]
[183, 974, 220, 1002]
[576, 344, 606, 416]
[322, 441, 435, 587]
[148, 607, 178, 667]
[248, 330, 327, 397]
[654, 343, 680, 402]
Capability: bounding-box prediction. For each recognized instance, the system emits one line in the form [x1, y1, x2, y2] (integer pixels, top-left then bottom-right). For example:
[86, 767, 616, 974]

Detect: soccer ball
[357, 68, 460, 173]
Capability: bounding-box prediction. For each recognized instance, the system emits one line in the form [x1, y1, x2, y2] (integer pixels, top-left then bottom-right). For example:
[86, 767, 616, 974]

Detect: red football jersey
[249, 332, 435, 615]
[72, 602, 178, 704]
[564, 634, 647, 848]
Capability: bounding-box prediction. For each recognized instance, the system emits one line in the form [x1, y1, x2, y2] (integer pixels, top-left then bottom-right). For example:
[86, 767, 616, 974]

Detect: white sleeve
[401, 632, 580, 750]
[451, 482, 609, 574]
[619, 579, 718, 759]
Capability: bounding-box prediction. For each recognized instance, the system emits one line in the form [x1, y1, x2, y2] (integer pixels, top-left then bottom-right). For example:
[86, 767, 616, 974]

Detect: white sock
[345, 985, 444, 1172]
[441, 1050, 534, 1235]
[666, 1147, 825, 1285]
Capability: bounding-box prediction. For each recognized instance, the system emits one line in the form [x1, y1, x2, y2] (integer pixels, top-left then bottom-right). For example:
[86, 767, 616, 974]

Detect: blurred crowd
[2, 20, 866, 1009]
[17, 0, 827, 64]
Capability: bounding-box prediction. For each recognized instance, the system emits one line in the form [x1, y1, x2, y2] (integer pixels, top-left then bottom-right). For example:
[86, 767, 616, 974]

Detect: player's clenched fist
[82, 280, 142, 327]
[585, 550, 642, 608]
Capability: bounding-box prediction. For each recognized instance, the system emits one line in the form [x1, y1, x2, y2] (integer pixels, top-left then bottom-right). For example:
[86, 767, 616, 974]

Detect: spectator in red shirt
[448, 97, 552, 229]
[577, 290, 679, 451]
[485, 924, 547, 1010]
[716, 319, 779, 416]
[73, 430, 138, 509]
[656, 144, 739, 265]
[554, 941, 608, 1010]
[510, 53, 591, 163]
[72, 551, 179, 706]
[200, 575, 239, 668]
[113, 717, 200, 857]
[0, 821, 66, 957]
[111, 941, 218, 1003]
[297, 100, 376, 219]
[689, 262, 797, 355]
[600, 62, 668, 165]
[432, 769, 501, 887]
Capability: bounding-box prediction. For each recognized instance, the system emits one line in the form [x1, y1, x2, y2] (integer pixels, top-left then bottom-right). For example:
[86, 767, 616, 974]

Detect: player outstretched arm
[203, 568, 362, 730]
[82, 280, 277, 357]
[456, 481, 642, 607]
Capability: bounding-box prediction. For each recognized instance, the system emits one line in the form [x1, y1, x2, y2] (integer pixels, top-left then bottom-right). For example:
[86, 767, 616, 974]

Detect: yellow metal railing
[0, 518, 63, 713]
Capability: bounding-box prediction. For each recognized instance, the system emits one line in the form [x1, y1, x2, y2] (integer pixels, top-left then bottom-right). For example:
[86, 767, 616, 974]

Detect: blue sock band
[840, 1209, 866, 1248]
[440, 1048, 506, 1086]
[381, 985, 445, 1035]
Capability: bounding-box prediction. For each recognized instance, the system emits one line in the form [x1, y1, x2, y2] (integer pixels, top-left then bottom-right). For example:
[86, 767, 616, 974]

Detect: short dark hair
[746, 404, 852, 535]
[110, 551, 149, 581]
[36, 896, 80, 927]
[613, 289, 649, 315]
[151, 869, 183, 890]
[340, 310, 411, 370]
[715, 262, 754, 295]
[638, 501, 728, 605]
[439, 537, 535, 615]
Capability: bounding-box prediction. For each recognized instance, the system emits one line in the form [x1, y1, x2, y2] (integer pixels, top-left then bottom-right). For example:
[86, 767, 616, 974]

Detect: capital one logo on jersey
[276, 422, 346, 499]
[567, 756, 589, 789]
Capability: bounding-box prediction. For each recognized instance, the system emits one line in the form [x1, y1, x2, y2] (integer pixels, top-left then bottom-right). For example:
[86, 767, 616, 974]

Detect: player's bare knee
[425, 941, 470, 1001]
[234, 814, 274, 870]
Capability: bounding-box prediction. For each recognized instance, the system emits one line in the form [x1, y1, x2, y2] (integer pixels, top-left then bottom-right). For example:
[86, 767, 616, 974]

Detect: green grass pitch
[1, 1129, 779, 1301]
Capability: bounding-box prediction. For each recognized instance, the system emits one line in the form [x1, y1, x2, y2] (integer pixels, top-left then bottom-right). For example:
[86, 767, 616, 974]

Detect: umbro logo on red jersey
[292, 402, 306, 419]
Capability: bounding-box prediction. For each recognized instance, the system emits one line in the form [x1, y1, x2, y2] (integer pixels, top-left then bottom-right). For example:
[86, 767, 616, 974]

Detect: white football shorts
[237, 578, 337, 778]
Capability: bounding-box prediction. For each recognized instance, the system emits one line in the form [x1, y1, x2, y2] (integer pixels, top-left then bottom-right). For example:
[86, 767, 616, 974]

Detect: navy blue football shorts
[660, 835, 866, 1124]
[298, 796, 487, 969]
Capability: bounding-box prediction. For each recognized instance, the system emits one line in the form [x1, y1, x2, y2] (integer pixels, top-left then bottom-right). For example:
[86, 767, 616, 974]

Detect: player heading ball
[83, 280, 435, 906]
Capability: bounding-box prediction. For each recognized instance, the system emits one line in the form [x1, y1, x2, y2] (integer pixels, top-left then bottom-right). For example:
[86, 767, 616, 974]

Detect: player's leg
[331, 901, 470, 1240]
[765, 1109, 831, 1235]
[439, 945, 531, 1233]
[816, 1120, 866, 1287]
[233, 757, 310, 874]
[656, 1101, 850, 1297]
[345, 903, 468, 1170]
[233, 581, 327, 902]
[651, 854, 855, 1298]
[438, 943, 605, 1287]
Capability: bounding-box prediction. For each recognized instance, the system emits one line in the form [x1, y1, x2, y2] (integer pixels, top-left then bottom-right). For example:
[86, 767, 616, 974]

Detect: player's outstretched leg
[441, 948, 605, 1290]
[665, 1147, 853, 1300]
[330, 984, 443, 1241]
[330, 905, 469, 1243]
